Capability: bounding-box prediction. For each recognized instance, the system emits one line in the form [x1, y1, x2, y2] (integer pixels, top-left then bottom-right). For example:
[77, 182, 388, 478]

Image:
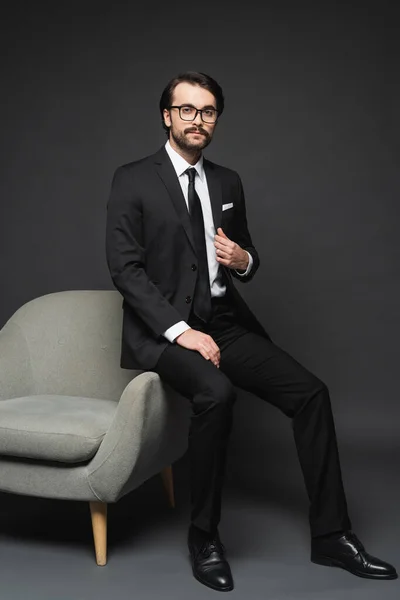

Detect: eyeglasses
[169, 105, 219, 124]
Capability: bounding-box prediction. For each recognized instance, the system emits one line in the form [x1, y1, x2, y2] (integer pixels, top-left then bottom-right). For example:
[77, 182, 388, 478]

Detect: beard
[170, 124, 212, 152]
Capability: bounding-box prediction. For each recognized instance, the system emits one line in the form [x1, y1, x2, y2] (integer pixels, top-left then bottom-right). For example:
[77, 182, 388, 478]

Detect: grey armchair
[0, 290, 190, 565]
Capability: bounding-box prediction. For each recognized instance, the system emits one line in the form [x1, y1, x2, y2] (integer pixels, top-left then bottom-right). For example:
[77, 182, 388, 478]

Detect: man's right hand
[175, 328, 220, 368]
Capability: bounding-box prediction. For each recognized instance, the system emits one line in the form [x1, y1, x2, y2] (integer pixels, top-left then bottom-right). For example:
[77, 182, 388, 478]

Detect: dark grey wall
[1, 2, 399, 466]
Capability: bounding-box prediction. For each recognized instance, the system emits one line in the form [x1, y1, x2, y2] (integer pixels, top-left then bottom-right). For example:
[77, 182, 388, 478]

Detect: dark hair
[159, 71, 225, 135]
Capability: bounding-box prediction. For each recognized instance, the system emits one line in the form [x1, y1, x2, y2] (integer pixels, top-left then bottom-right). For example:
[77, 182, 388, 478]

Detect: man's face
[163, 82, 218, 152]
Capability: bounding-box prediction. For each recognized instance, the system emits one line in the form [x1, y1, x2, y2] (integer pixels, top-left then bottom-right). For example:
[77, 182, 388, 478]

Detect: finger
[211, 343, 220, 357]
[214, 241, 232, 253]
[200, 350, 211, 362]
[206, 344, 219, 367]
[215, 249, 230, 260]
[200, 343, 216, 365]
[214, 231, 230, 241]
[214, 235, 231, 246]
[205, 351, 218, 367]
[215, 242, 233, 255]
[207, 344, 218, 362]
[208, 337, 220, 354]
[216, 242, 234, 255]
[211, 342, 220, 358]
[217, 227, 228, 237]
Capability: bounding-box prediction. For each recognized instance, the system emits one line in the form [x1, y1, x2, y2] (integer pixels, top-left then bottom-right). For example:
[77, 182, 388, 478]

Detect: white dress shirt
[162, 140, 253, 342]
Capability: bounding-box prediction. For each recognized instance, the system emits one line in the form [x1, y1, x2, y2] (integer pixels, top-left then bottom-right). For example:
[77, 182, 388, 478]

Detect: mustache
[185, 127, 209, 137]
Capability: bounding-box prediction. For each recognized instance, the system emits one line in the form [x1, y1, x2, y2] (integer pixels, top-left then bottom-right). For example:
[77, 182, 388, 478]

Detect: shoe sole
[311, 554, 398, 580]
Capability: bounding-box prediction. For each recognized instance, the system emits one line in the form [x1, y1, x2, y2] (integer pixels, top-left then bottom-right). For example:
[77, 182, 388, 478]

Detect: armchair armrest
[87, 371, 187, 502]
[0, 320, 34, 401]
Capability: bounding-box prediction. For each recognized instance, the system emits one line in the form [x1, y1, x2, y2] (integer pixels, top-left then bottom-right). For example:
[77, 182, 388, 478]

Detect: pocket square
[222, 203, 234, 211]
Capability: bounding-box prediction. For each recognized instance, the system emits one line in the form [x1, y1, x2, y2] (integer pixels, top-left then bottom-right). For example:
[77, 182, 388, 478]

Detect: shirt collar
[165, 139, 205, 182]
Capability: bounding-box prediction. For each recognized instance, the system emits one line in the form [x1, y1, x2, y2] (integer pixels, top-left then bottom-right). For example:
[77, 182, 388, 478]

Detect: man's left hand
[214, 228, 249, 270]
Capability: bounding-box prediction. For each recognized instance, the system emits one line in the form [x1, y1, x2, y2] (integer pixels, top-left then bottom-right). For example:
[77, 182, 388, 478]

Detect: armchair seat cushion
[0, 395, 117, 463]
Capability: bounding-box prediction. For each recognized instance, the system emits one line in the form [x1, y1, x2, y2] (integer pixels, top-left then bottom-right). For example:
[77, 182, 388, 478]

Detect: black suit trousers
[153, 292, 352, 538]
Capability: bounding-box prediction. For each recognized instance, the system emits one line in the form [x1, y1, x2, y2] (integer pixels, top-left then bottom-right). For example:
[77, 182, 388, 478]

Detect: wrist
[238, 249, 249, 270]
[176, 327, 192, 341]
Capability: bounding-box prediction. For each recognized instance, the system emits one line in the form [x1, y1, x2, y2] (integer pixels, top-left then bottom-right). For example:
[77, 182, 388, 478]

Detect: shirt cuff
[163, 321, 191, 343]
[235, 251, 253, 276]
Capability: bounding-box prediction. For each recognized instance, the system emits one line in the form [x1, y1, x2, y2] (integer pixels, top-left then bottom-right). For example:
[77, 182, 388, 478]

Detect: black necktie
[186, 167, 212, 323]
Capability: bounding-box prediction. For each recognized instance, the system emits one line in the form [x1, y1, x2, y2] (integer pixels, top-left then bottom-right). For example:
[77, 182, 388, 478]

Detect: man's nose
[193, 111, 203, 126]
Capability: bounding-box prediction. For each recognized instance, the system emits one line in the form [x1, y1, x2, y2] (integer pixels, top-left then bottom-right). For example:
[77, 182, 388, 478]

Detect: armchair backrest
[1, 290, 140, 401]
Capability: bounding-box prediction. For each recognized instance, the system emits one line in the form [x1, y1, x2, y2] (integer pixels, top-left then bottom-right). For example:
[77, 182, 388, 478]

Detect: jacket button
[191, 264, 197, 271]
[185, 296, 192, 303]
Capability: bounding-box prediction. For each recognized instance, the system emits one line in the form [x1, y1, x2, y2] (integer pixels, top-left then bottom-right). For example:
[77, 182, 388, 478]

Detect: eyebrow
[181, 102, 217, 110]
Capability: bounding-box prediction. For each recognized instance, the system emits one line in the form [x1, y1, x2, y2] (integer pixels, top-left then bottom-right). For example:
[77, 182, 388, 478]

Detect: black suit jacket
[105, 145, 272, 370]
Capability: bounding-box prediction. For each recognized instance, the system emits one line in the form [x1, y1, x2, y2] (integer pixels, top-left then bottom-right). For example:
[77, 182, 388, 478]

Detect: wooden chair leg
[89, 501, 108, 566]
[161, 464, 175, 508]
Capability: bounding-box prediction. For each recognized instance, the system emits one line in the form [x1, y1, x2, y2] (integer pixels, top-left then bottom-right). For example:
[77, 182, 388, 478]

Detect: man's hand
[214, 227, 249, 270]
[175, 329, 220, 368]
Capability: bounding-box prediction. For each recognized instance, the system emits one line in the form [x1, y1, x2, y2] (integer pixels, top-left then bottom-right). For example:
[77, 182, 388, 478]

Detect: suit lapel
[153, 146, 223, 254]
[154, 146, 196, 252]
[203, 158, 222, 232]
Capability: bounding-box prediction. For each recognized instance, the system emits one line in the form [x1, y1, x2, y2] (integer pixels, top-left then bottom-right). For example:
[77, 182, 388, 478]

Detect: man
[105, 71, 397, 592]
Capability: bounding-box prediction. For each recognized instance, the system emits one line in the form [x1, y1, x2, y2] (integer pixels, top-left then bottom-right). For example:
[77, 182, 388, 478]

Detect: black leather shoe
[311, 530, 398, 580]
[188, 526, 234, 591]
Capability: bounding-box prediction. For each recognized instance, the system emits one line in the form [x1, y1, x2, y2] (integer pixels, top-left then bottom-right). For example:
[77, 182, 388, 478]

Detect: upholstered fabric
[0, 290, 190, 503]
[0, 395, 117, 463]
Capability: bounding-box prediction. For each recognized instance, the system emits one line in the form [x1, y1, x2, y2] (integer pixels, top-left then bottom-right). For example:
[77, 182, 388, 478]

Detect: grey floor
[0, 445, 399, 600]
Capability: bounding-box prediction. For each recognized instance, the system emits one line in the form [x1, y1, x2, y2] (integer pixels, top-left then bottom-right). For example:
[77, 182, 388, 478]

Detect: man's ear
[163, 108, 171, 128]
